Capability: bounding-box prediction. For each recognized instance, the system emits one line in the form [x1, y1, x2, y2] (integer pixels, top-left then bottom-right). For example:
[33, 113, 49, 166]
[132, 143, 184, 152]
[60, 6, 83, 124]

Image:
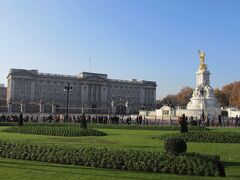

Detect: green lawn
[0, 126, 239, 179]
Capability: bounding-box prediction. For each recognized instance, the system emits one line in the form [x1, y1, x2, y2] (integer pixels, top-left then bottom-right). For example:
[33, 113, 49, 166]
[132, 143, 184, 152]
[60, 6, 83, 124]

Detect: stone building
[0, 84, 7, 112]
[7, 69, 156, 114]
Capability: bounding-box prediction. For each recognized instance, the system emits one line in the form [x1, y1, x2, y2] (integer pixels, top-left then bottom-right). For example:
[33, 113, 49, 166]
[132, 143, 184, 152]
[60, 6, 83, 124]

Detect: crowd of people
[0, 114, 19, 122]
[178, 114, 239, 127]
[0, 113, 239, 127]
[0, 113, 149, 125]
[62, 114, 147, 125]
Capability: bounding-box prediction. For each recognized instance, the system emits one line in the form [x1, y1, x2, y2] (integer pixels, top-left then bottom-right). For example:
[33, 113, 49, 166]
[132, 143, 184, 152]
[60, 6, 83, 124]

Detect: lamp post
[64, 83, 72, 122]
[20, 97, 25, 113]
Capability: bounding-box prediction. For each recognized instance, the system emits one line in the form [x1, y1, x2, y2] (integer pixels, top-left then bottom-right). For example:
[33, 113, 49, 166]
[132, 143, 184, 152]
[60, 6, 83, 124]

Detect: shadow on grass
[223, 161, 240, 167]
[128, 145, 161, 149]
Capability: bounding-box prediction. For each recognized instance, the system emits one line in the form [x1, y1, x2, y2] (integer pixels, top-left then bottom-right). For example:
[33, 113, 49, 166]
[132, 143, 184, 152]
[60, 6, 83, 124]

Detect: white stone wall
[176, 108, 221, 119]
[156, 106, 175, 117]
[226, 108, 240, 118]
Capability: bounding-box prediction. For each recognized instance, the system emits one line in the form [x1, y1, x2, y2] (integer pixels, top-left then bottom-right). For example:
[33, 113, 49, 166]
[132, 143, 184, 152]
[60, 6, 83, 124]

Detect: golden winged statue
[198, 50, 207, 71]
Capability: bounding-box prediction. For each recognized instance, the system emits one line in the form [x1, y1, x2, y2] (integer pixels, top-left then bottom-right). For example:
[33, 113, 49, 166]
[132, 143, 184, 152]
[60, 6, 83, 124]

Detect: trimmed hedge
[0, 122, 18, 126]
[88, 124, 209, 132]
[164, 138, 187, 155]
[3, 126, 107, 137]
[155, 131, 240, 143]
[0, 140, 225, 177]
[0, 122, 209, 131]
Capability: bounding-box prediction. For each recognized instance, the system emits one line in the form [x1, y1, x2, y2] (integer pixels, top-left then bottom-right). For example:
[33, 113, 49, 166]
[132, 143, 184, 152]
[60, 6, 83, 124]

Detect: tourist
[190, 116, 193, 124]
[18, 113, 23, 126]
[80, 113, 87, 129]
[30, 115, 34, 122]
[180, 114, 188, 133]
[218, 115, 222, 127]
[126, 116, 131, 125]
[235, 115, 239, 127]
[199, 112, 205, 127]
[206, 115, 210, 127]
[139, 115, 143, 125]
[42, 116, 46, 123]
[136, 116, 139, 124]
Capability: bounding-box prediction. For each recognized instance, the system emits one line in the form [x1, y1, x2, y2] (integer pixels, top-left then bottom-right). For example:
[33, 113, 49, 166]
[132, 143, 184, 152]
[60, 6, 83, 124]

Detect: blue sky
[0, 0, 240, 99]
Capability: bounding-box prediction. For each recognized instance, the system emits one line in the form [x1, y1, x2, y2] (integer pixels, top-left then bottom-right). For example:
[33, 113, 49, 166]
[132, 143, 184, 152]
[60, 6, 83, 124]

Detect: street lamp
[64, 83, 72, 122]
[20, 97, 25, 113]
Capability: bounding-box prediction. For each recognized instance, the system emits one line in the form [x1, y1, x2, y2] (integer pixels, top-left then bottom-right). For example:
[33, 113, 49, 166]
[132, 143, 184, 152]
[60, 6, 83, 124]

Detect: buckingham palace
[6, 69, 157, 114]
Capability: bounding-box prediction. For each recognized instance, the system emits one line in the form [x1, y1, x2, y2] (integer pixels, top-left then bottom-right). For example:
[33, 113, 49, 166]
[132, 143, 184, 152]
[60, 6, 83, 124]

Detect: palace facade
[0, 84, 7, 112]
[7, 69, 156, 114]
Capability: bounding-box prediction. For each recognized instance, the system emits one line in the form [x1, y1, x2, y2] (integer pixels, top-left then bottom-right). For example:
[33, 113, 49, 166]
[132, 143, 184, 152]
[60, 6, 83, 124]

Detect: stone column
[10, 78, 15, 99]
[102, 85, 107, 101]
[81, 84, 88, 105]
[140, 88, 145, 105]
[30, 80, 35, 101]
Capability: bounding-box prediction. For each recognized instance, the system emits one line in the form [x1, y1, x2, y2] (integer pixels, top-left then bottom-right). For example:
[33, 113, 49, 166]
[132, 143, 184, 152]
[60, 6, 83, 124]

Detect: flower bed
[0, 122, 209, 131]
[154, 131, 240, 143]
[0, 140, 225, 177]
[87, 124, 209, 131]
[0, 122, 18, 126]
[3, 126, 107, 137]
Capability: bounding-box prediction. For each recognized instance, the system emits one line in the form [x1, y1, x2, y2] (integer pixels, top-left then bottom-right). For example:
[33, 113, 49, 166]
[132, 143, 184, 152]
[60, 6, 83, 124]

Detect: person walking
[180, 114, 188, 133]
[218, 115, 222, 127]
[200, 112, 205, 127]
[18, 113, 24, 126]
[206, 115, 210, 127]
[235, 115, 239, 127]
[80, 113, 87, 129]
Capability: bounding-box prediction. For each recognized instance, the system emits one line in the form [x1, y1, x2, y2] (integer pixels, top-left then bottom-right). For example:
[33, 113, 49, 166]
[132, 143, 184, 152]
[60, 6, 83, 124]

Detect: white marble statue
[186, 50, 220, 118]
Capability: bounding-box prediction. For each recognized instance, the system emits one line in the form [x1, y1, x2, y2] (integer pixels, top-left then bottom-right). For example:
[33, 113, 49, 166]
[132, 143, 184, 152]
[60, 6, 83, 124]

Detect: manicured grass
[0, 126, 240, 179]
[0, 126, 168, 149]
[210, 127, 240, 133]
[0, 157, 223, 180]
